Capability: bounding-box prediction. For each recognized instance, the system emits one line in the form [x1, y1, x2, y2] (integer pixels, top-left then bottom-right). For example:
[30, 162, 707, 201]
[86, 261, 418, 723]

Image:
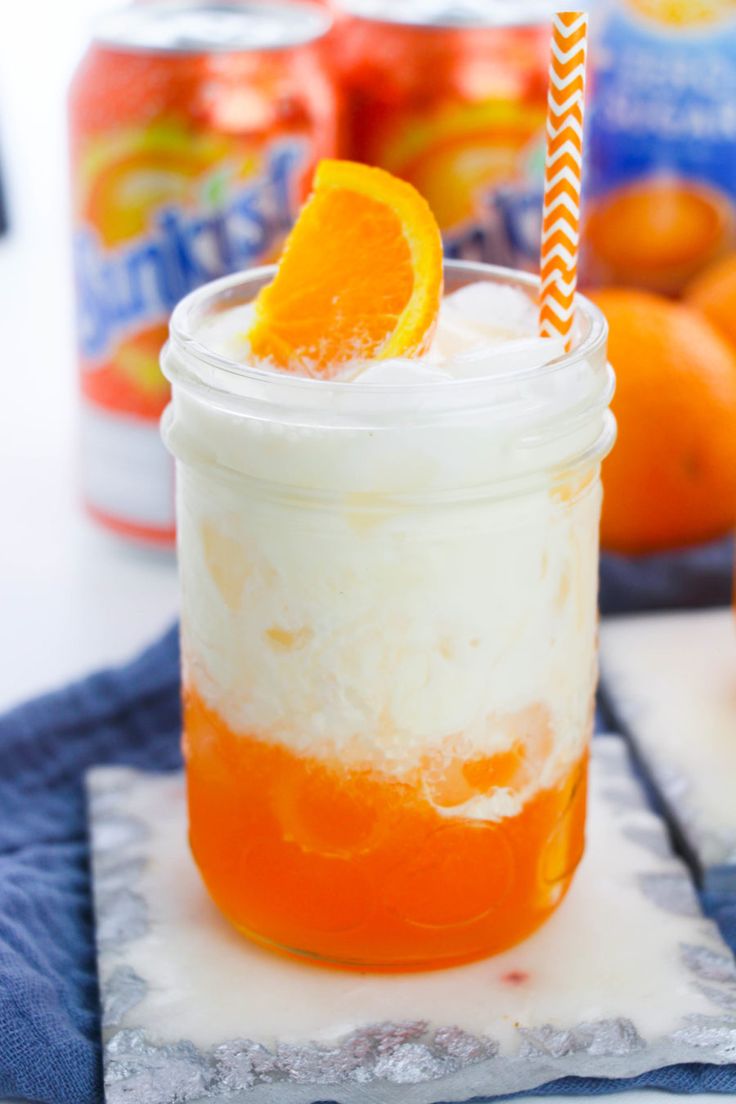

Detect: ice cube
[429, 310, 491, 360]
[443, 282, 538, 333]
[452, 337, 567, 379]
[351, 360, 453, 385]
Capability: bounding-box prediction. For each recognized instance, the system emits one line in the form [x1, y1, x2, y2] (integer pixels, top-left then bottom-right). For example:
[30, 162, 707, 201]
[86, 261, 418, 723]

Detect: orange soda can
[337, 0, 551, 260]
[68, 1, 337, 546]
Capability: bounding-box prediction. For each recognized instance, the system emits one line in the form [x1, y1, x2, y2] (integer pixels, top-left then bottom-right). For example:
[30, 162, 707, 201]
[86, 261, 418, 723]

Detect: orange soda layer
[185, 688, 588, 970]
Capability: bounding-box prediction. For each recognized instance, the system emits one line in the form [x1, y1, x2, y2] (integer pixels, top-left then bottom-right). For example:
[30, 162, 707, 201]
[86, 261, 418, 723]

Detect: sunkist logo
[74, 140, 305, 362]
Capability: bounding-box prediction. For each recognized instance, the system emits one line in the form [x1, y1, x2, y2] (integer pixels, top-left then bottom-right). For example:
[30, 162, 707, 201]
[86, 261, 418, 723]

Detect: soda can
[585, 0, 736, 294]
[69, 0, 337, 546]
[337, 0, 552, 261]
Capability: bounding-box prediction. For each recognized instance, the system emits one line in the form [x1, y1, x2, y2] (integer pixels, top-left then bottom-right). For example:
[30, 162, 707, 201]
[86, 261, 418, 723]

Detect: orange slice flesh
[246, 159, 443, 377]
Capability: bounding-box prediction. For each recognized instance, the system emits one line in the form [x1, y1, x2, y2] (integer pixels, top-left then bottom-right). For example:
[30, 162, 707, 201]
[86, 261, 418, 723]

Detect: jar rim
[165, 260, 609, 423]
[163, 260, 615, 496]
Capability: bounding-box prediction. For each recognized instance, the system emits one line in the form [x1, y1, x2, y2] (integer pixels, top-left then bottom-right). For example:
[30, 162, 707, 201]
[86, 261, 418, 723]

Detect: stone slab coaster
[600, 608, 736, 891]
[88, 736, 736, 1104]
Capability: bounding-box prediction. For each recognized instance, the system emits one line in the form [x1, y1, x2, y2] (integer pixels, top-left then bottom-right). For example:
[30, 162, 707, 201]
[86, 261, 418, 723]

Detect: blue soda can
[584, 0, 736, 294]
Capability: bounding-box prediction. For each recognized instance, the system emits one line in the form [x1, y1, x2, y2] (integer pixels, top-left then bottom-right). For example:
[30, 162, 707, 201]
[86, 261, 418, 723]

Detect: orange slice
[246, 159, 443, 376]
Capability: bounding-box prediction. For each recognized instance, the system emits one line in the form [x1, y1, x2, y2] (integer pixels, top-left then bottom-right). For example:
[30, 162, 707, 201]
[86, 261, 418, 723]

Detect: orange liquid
[185, 689, 588, 971]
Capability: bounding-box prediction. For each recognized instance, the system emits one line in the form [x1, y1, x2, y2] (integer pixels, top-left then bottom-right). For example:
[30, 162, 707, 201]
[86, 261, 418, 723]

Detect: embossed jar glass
[162, 261, 614, 971]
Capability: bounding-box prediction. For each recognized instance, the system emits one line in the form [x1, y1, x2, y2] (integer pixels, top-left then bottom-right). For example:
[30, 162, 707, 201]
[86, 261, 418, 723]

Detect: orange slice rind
[246, 159, 443, 377]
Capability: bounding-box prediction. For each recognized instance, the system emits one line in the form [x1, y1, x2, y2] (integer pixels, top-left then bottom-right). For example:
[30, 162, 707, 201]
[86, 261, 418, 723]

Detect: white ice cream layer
[166, 282, 610, 820]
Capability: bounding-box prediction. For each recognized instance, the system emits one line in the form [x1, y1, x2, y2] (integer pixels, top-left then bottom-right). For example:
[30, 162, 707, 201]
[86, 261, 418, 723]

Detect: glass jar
[162, 261, 614, 971]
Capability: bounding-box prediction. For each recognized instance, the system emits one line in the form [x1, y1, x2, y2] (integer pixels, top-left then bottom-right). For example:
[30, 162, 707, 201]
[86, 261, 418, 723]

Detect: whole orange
[685, 251, 736, 348]
[590, 288, 736, 553]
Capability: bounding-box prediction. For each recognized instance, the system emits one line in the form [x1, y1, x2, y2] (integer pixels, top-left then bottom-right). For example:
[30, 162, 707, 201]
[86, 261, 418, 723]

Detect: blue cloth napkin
[600, 534, 734, 616]
[0, 626, 181, 1104]
[1, 534, 735, 1104]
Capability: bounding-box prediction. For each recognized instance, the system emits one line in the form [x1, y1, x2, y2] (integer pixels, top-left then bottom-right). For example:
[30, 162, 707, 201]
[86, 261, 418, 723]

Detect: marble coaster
[89, 736, 736, 1104]
[600, 608, 736, 891]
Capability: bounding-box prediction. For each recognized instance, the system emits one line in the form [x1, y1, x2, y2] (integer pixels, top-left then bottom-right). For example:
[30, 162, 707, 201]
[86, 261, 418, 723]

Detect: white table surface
[0, 2, 732, 1101]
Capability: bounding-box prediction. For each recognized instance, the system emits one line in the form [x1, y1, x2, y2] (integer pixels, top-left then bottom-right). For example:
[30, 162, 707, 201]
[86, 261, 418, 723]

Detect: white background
[0, 3, 730, 1101]
[0, 0, 179, 712]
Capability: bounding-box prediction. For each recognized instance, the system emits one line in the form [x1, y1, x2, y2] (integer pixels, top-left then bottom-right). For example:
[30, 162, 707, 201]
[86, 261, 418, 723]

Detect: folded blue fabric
[0, 626, 181, 1104]
[1, 581, 735, 1102]
[600, 534, 734, 615]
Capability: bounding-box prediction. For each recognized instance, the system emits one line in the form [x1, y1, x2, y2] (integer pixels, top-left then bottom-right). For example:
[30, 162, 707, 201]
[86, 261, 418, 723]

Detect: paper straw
[539, 11, 588, 345]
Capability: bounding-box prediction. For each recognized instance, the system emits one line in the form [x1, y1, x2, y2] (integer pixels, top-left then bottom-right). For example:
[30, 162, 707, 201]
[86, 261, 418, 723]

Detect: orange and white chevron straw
[539, 11, 589, 345]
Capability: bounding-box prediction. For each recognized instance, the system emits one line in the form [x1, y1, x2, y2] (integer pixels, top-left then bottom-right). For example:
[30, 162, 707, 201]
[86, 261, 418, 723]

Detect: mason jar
[162, 260, 614, 971]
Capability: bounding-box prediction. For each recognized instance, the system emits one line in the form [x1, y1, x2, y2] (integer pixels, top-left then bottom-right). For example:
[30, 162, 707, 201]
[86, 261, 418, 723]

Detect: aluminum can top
[93, 0, 332, 55]
[342, 0, 553, 30]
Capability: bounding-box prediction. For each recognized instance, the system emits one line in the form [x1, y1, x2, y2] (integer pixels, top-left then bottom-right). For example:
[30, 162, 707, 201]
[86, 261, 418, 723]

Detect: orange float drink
[162, 165, 614, 970]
